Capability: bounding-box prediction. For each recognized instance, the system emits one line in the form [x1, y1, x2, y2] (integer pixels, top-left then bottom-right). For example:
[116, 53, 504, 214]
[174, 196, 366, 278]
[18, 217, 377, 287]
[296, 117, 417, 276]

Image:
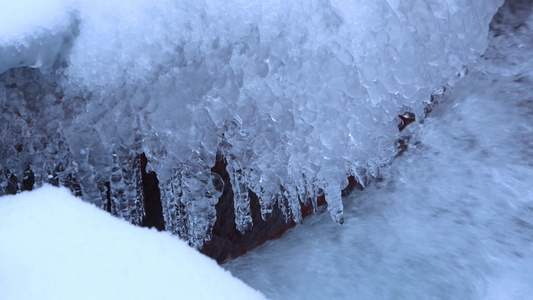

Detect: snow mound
[0, 185, 265, 300]
[0, 0, 504, 247]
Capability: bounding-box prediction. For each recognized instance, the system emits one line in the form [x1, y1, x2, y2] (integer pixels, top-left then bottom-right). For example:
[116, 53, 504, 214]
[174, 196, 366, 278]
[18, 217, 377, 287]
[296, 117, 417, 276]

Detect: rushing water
[224, 2, 533, 299]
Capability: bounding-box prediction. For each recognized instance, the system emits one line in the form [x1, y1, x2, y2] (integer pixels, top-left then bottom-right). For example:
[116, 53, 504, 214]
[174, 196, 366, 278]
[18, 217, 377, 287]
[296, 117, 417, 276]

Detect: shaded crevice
[490, 0, 533, 36]
[105, 181, 112, 213]
[6, 173, 18, 195]
[21, 166, 35, 191]
[398, 112, 416, 132]
[140, 153, 165, 231]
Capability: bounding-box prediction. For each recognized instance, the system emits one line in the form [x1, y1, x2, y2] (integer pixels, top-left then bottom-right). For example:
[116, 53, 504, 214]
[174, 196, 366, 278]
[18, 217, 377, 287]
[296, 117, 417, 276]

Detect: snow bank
[0, 185, 265, 300]
[0, 0, 504, 247]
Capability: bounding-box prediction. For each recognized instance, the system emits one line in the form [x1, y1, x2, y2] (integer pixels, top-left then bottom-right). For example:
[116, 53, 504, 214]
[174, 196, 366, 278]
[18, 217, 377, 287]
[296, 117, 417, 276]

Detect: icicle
[227, 161, 252, 233]
[324, 184, 344, 225]
[183, 164, 223, 247]
[248, 168, 276, 221]
[285, 185, 302, 224]
[109, 152, 145, 225]
[160, 169, 187, 238]
[74, 148, 106, 208]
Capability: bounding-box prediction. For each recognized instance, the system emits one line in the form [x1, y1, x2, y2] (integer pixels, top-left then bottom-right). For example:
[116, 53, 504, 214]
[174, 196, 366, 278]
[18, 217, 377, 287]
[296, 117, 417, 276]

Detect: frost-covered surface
[0, 0, 503, 247]
[0, 185, 265, 300]
[225, 2, 533, 298]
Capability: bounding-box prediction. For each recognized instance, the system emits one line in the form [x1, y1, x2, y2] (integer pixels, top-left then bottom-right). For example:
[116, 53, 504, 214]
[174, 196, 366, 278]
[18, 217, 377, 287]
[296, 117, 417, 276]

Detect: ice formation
[225, 3, 533, 297]
[0, 0, 503, 247]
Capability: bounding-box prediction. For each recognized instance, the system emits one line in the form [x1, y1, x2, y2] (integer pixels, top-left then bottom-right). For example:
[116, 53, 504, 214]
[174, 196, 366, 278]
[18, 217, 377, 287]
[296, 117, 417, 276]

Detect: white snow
[0, 185, 265, 300]
[0, 0, 71, 39]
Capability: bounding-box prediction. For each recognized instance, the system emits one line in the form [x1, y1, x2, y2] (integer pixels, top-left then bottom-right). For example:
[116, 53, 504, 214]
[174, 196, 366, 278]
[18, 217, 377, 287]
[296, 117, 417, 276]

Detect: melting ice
[0, 0, 503, 247]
